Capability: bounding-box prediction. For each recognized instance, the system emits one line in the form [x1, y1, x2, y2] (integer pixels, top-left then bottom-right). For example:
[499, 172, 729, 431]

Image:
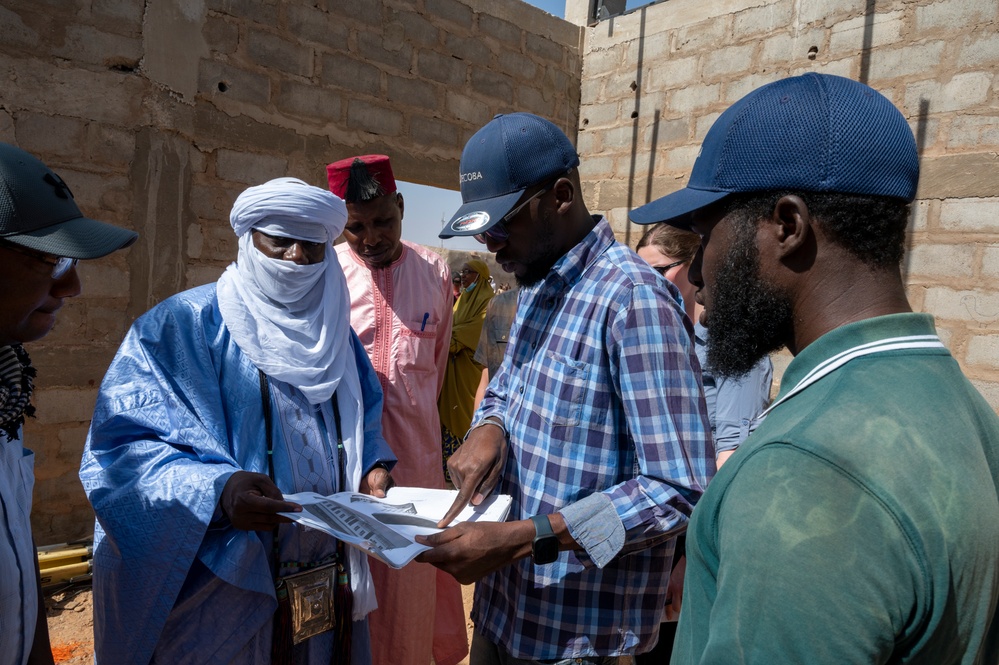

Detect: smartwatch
[530, 515, 559, 565]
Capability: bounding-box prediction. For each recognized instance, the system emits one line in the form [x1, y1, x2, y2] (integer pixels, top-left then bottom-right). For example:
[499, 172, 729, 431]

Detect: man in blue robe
[81, 178, 396, 664]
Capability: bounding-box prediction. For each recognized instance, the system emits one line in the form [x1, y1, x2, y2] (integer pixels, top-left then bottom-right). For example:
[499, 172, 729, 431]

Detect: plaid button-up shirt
[472, 218, 714, 659]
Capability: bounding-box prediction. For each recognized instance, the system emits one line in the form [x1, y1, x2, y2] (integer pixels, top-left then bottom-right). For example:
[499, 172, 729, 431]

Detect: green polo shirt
[674, 313, 999, 664]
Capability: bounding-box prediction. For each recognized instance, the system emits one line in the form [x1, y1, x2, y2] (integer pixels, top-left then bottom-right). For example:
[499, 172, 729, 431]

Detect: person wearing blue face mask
[81, 177, 396, 665]
[439, 259, 494, 482]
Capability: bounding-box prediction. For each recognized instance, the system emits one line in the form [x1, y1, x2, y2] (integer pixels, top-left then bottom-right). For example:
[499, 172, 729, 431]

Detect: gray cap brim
[5, 215, 138, 259]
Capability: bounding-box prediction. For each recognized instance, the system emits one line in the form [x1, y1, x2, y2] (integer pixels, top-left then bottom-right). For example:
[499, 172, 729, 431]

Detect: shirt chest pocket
[399, 318, 438, 374]
[533, 352, 589, 428]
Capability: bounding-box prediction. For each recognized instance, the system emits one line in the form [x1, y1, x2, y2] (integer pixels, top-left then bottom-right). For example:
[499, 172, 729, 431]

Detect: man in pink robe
[328, 154, 469, 665]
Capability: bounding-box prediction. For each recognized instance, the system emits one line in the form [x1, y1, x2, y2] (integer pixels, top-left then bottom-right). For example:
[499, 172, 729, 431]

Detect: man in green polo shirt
[631, 73, 999, 663]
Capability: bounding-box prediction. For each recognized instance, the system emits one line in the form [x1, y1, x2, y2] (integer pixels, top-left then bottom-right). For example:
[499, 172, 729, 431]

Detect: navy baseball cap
[630, 73, 919, 230]
[0, 143, 138, 258]
[440, 112, 579, 238]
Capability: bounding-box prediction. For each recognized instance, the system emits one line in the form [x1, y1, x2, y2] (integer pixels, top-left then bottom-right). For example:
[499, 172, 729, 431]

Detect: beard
[704, 219, 793, 378]
[512, 206, 561, 287]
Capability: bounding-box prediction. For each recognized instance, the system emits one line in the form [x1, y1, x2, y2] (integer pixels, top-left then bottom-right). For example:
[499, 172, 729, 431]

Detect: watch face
[532, 536, 559, 565]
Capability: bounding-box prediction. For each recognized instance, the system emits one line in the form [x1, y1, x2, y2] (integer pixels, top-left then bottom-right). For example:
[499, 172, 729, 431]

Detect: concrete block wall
[574, 0, 999, 405]
[0, 0, 580, 543]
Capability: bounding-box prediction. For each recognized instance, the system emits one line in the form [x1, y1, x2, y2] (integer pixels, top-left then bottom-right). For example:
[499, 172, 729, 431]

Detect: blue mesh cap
[630, 73, 920, 229]
[440, 112, 579, 238]
[0, 143, 138, 259]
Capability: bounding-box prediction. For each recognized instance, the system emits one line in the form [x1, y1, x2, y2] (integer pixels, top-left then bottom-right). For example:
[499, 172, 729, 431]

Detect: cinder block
[906, 243, 975, 279]
[796, 0, 867, 26]
[198, 59, 271, 106]
[410, 115, 460, 148]
[215, 148, 288, 185]
[868, 41, 947, 80]
[497, 51, 538, 80]
[470, 69, 514, 103]
[579, 101, 621, 128]
[905, 73, 991, 114]
[207, 0, 279, 26]
[32, 389, 99, 425]
[957, 32, 999, 69]
[387, 74, 441, 111]
[829, 10, 904, 55]
[983, 245, 999, 280]
[675, 18, 729, 54]
[734, 2, 794, 39]
[445, 91, 491, 126]
[203, 15, 239, 55]
[515, 85, 551, 116]
[321, 54, 381, 95]
[702, 43, 757, 79]
[0, 5, 39, 47]
[87, 124, 136, 168]
[49, 24, 141, 69]
[276, 80, 342, 121]
[646, 55, 698, 92]
[669, 82, 720, 113]
[479, 14, 521, 45]
[15, 112, 88, 159]
[925, 287, 999, 326]
[393, 11, 440, 48]
[760, 27, 825, 65]
[584, 46, 623, 78]
[417, 51, 467, 86]
[425, 0, 473, 29]
[445, 32, 494, 67]
[91, 0, 145, 31]
[916, 0, 999, 32]
[187, 264, 227, 288]
[286, 4, 348, 47]
[356, 30, 413, 73]
[75, 262, 132, 299]
[246, 28, 313, 78]
[643, 115, 689, 146]
[347, 100, 403, 136]
[968, 334, 999, 367]
[525, 31, 566, 64]
[940, 197, 999, 232]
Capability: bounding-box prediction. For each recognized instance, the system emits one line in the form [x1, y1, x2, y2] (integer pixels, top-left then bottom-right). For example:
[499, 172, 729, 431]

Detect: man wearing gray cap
[417, 113, 713, 663]
[0, 143, 137, 665]
[631, 73, 999, 663]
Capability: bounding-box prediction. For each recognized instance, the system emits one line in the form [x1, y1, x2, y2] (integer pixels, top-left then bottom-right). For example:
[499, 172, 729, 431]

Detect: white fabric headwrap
[217, 178, 376, 618]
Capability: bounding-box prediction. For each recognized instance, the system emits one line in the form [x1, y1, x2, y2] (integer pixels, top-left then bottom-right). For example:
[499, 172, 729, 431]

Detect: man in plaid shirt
[418, 113, 714, 663]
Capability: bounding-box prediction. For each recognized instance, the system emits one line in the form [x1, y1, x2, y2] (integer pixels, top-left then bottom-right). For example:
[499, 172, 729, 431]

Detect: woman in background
[438, 259, 494, 482]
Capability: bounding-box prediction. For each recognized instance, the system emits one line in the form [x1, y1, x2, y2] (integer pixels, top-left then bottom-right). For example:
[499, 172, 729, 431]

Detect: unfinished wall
[0, 0, 580, 543]
[575, 0, 999, 401]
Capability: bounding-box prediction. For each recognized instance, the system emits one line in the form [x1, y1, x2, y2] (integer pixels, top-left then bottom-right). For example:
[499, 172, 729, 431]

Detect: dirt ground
[44, 583, 477, 665]
[45, 586, 94, 664]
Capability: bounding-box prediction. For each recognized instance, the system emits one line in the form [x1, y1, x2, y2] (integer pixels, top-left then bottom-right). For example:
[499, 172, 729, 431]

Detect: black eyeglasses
[1, 240, 78, 279]
[474, 182, 554, 245]
[458, 269, 477, 277]
[653, 260, 687, 276]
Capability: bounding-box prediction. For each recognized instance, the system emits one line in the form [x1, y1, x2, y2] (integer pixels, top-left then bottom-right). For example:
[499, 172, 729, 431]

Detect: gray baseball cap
[0, 143, 138, 259]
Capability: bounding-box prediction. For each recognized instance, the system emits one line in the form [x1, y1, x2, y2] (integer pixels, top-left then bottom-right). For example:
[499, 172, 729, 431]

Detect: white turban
[228, 177, 347, 240]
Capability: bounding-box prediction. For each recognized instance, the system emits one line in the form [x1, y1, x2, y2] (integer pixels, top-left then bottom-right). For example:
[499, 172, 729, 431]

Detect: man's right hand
[437, 421, 507, 528]
[220, 471, 302, 531]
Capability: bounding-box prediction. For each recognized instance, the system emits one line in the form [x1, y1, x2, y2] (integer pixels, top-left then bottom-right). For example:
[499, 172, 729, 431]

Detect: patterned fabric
[0, 345, 35, 442]
[81, 285, 395, 665]
[472, 218, 714, 660]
